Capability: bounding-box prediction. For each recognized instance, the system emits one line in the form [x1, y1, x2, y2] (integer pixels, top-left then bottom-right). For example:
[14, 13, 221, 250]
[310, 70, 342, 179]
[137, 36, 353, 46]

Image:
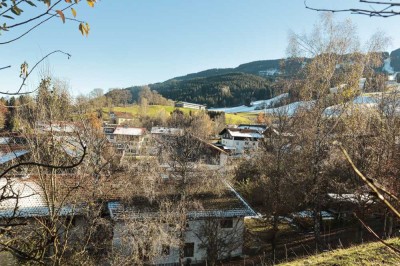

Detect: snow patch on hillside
[251, 101, 315, 116]
[383, 58, 395, 74]
[209, 105, 256, 113]
[209, 93, 289, 113]
[251, 93, 288, 107]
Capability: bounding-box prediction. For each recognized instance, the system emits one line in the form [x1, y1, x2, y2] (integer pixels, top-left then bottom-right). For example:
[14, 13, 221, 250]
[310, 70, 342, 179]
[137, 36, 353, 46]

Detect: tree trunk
[271, 214, 279, 263]
[314, 207, 322, 252]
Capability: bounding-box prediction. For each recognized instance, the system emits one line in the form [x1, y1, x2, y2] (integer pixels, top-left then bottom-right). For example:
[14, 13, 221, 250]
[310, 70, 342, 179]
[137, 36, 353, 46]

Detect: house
[105, 126, 146, 155]
[109, 112, 135, 125]
[108, 181, 256, 265]
[219, 126, 264, 154]
[174, 101, 207, 110]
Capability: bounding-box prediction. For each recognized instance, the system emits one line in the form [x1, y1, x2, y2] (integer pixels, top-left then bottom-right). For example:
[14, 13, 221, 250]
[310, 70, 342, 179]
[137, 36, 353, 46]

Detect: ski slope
[383, 58, 395, 74]
[209, 93, 288, 113]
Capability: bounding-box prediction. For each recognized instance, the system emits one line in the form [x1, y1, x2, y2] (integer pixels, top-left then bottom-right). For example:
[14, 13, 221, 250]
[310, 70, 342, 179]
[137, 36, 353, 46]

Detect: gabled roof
[113, 127, 146, 136]
[0, 178, 75, 218]
[107, 181, 256, 220]
[237, 124, 267, 132]
[219, 128, 263, 139]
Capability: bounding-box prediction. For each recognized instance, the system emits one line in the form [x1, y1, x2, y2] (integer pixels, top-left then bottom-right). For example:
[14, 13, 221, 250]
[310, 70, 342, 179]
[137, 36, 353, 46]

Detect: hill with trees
[122, 49, 400, 108]
[127, 73, 278, 108]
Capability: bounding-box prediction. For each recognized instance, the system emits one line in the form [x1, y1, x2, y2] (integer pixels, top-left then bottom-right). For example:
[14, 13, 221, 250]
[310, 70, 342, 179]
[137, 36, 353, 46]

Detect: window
[220, 219, 233, 228]
[161, 245, 170, 256]
[110, 135, 114, 139]
[184, 243, 194, 257]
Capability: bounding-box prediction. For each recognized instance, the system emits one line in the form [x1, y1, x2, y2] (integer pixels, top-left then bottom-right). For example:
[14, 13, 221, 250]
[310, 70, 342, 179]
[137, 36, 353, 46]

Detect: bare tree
[304, 0, 400, 17]
[287, 13, 389, 250]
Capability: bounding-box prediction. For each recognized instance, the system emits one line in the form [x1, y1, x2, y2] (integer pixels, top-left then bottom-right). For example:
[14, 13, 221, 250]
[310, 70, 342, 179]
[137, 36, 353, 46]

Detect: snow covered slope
[209, 93, 289, 113]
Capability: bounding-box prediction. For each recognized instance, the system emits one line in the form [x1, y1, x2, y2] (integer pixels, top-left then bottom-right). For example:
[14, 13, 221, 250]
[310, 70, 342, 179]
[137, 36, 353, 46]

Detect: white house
[107, 181, 256, 265]
[104, 126, 146, 155]
[219, 127, 264, 154]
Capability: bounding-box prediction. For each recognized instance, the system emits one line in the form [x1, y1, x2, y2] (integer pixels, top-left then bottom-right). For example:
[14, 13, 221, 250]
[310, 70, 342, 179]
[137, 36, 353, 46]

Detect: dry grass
[278, 237, 400, 265]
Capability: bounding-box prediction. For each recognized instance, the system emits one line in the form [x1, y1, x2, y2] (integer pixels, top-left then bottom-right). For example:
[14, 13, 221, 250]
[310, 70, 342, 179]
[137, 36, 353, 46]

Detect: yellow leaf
[87, 0, 95, 7]
[71, 8, 76, 18]
[85, 22, 90, 36]
[79, 22, 84, 36]
[56, 10, 65, 23]
[74, 0, 79, 3]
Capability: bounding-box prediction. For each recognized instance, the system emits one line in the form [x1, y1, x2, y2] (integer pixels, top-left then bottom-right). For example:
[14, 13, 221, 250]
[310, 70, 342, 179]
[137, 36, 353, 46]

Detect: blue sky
[1, 0, 400, 96]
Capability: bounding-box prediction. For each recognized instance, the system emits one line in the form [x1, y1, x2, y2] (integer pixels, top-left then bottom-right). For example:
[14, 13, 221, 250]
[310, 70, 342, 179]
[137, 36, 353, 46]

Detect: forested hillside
[390, 48, 400, 71]
[123, 49, 400, 108]
[168, 58, 306, 82]
[135, 73, 276, 107]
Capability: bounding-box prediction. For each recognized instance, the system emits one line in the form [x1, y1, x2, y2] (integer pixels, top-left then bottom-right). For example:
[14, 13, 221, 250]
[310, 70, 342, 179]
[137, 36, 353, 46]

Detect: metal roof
[0, 179, 75, 218]
[113, 127, 145, 136]
[227, 129, 263, 139]
[107, 180, 257, 221]
[0, 150, 29, 164]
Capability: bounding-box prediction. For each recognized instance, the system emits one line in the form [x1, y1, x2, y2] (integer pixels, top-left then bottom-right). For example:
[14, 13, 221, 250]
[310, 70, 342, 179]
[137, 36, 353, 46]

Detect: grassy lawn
[278, 238, 400, 265]
[246, 217, 293, 233]
[104, 105, 254, 124]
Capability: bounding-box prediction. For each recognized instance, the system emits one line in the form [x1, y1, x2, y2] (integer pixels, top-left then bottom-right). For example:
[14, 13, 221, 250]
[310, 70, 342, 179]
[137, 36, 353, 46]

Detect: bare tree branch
[0, 50, 71, 95]
[305, 0, 400, 17]
[354, 213, 400, 256]
[336, 141, 400, 219]
[0, 143, 87, 178]
[0, 65, 11, 71]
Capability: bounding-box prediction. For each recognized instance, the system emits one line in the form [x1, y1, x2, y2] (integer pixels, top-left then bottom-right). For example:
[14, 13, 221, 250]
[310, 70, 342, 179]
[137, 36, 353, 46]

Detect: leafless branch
[305, 0, 400, 17]
[0, 50, 71, 95]
[0, 141, 87, 178]
[0, 1, 77, 45]
[354, 213, 400, 256]
[0, 65, 11, 71]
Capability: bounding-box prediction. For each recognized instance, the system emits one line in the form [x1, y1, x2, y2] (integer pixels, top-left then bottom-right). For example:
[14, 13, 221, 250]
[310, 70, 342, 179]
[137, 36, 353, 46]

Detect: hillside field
[104, 105, 255, 125]
[279, 238, 400, 265]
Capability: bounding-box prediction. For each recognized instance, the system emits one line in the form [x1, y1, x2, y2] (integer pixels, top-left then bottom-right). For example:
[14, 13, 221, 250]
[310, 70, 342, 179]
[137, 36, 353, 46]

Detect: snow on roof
[0, 150, 29, 165]
[113, 127, 145, 136]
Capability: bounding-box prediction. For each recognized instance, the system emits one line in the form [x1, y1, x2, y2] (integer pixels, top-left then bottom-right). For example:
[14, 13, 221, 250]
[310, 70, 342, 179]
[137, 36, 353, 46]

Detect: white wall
[113, 218, 245, 265]
[221, 139, 259, 154]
